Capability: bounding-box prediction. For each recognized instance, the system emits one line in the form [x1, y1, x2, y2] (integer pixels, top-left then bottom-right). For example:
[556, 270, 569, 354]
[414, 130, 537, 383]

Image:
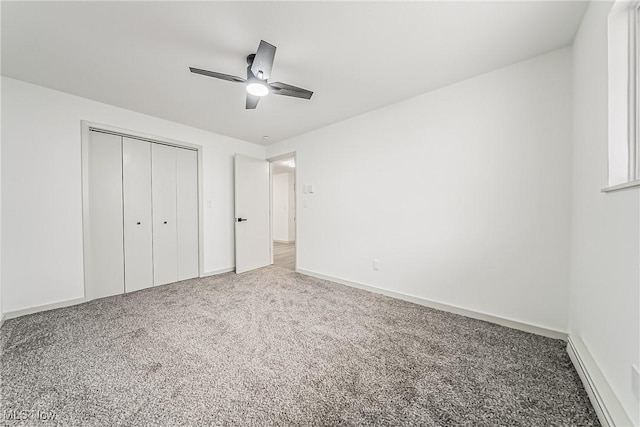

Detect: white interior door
[86, 131, 125, 299]
[234, 154, 270, 274]
[152, 144, 178, 286]
[123, 137, 153, 292]
[176, 148, 199, 280]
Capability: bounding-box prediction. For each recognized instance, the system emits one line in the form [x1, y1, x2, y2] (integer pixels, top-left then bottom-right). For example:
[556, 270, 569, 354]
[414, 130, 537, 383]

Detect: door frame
[80, 121, 204, 300]
[267, 152, 297, 270]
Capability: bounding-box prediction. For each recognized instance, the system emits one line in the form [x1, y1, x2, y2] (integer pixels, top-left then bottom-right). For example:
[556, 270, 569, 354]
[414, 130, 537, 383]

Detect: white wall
[273, 172, 296, 242]
[267, 48, 573, 332]
[273, 172, 295, 243]
[1, 77, 264, 314]
[273, 172, 287, 241]
[288, 172, 295, 241]
[0, 76, 3, 322]
[570, 2, 640, 424]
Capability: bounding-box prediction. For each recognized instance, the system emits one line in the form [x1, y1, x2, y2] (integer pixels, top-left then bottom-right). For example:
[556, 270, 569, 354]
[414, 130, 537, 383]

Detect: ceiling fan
[190, 40, 313, 110]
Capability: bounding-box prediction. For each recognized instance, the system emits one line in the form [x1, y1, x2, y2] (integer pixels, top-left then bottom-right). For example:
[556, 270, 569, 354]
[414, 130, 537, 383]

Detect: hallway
[273, 242, 295, 270]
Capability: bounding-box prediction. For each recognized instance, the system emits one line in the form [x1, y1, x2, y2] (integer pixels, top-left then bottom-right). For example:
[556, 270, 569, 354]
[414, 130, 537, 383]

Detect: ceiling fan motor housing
[247, 54, 266, 80]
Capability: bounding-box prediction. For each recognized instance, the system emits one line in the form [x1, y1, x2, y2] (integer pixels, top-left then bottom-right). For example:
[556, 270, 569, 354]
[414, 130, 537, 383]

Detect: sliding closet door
[152, 144, 178, 286]
[86, 131, 124, 300]
[176, 148, 199, 280]
[123, 137, 153, 292]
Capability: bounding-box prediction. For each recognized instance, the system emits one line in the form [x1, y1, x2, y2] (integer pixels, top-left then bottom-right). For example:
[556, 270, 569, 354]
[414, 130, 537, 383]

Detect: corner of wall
[567, 336, 634, 427]
[569, 1, 640, 425]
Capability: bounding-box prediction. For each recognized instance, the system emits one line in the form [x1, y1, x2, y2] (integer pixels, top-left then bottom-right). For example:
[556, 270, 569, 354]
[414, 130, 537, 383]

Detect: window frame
[634, 3, 640, 180]
[604, 1, 640, 192]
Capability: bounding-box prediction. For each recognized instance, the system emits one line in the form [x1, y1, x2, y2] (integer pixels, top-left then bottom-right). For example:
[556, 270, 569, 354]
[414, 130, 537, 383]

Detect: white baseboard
[296, 268, 567, 340]
[2, 297, 87, 322]
[2, 270, 236, 323]
[567, 336, 633, 427]
[273, 240, 295, 244]
[0, 313, 5, 329]
[201, 267, 235, 277]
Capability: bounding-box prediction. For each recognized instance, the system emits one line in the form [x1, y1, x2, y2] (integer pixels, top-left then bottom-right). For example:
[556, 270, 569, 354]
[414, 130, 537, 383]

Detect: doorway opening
[270, 155, 296, 270]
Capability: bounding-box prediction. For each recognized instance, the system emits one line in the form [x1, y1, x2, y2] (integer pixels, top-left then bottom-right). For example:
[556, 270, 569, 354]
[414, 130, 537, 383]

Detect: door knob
[237, 218, 248, 222]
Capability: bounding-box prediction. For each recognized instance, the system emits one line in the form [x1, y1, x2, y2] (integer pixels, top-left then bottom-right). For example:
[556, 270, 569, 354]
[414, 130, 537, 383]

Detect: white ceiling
[1, 1, 587, 145]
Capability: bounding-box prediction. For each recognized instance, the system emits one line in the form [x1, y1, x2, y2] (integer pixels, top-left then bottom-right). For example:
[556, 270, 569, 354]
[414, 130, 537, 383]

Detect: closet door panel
[87, 131, 125, 300]
[152, 144, 178, 286]
[123, 137, 154, 292]
[176, 148, 199, 280]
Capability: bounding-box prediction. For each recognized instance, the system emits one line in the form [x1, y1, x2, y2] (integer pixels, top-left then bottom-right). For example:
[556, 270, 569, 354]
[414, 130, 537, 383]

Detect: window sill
[602, 180, 640, 193]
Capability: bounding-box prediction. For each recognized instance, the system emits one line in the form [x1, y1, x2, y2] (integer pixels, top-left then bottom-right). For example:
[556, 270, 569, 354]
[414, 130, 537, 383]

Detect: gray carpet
[1, 266, 598, 426]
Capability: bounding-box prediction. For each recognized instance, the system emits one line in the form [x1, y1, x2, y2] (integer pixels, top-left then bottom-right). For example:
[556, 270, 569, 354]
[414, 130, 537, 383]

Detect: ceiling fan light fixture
[246, 81, 269, 97]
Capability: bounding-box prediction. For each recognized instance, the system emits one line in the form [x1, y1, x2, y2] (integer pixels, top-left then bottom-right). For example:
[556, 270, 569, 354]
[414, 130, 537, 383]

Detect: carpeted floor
[1, 266, 598, 426]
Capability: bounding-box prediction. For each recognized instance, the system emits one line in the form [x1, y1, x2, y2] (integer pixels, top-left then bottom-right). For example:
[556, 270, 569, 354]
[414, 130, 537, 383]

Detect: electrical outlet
[373, 258, 380, 271]
[632, 365, 640, 401]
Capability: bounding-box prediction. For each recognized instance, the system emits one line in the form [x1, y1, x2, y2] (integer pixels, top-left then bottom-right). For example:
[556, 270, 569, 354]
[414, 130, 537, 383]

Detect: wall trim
[296, 268, 567, 340]
[567, 336, 633, 427]
[1, 267, 235, 322]
[200, 267, 235, 278]
[0, 313, 5, 329]
[273, 240, 295, 244]
[602, 179, 640, 193]
[2, 297, 87, 322]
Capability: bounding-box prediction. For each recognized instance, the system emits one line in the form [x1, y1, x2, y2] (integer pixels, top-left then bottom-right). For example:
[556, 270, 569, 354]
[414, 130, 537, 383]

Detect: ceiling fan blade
[250, 40, 276, 80]
[189, 67, 246, 83]
[269, 81, 313, 100]
[246, 93, 260, 110]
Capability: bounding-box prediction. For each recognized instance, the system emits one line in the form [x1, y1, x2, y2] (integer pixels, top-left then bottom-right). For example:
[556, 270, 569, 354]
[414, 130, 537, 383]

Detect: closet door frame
[81, 121, 204, 301]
